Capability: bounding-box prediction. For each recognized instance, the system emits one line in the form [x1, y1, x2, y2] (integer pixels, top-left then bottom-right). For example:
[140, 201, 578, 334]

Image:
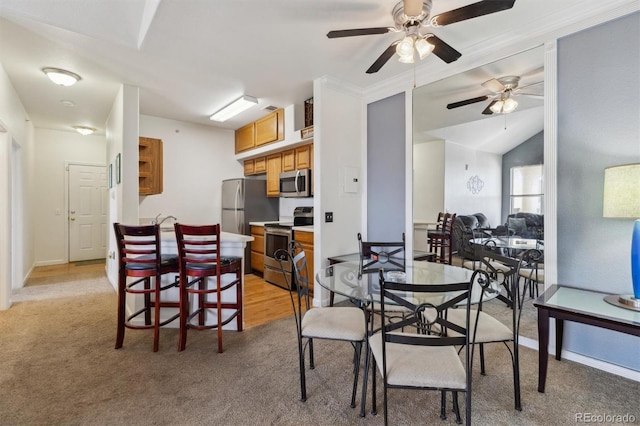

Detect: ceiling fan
[326, 0, 516, 74]
[446, 75, 543, 115]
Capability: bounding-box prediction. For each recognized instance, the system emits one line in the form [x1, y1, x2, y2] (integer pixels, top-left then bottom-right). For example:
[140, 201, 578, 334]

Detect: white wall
[279, 197, 313, 222]
[444, 141, 502, 227]
[138, 115, 241, 225]
[0, 64, 35, 307]
[33, 129, 106, 266]
[413, 140, 445, 223]
[315, 77, 364, 305]
[105, 85, 139, 287]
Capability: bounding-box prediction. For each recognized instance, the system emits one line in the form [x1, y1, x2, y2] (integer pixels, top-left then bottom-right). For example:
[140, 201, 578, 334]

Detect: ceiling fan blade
[327, 27, 391, 38]
[518, 80, 543, 90]
[447, 96, 489, 109]
[431, 0, 516, 27]
[482, 100, 498, 115]
[517, 93, 544, 99]
[427, 35, 462, 63]
[366, 41, 399, 74]
[482, 78, 506, 93]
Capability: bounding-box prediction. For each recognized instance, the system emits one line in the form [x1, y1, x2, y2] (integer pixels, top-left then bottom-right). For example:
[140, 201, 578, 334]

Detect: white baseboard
[33, 259, 67, 267]
[519, 336, 640, 382]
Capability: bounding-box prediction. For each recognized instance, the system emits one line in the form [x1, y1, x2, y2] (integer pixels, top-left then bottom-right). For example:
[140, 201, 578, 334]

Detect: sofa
[494, 212, 544, 240]
[452, 213, 492, 253]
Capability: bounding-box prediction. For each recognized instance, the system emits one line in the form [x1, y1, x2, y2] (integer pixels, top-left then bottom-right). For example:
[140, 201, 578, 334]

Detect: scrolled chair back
[357, 232, 406, 278]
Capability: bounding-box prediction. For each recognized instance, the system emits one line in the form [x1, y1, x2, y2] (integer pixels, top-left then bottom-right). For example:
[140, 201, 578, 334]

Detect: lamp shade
[603, 164, 640, 218]
[603, 163, 640, 305]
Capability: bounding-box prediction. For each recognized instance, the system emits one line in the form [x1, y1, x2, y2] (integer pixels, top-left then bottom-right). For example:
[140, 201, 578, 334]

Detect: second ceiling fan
[327, 0, 516, 74]
[447, 75, 543, 115]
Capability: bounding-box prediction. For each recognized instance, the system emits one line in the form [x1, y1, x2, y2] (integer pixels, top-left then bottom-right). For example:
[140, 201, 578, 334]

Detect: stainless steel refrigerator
[221, 178, 279, 273]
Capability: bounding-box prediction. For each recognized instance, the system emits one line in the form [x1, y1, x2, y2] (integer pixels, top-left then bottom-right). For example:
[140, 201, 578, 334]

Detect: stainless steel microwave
[279, 169, 311, 198]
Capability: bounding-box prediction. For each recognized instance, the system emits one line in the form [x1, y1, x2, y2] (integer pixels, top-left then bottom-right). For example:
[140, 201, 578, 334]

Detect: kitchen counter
[292, 226, 314, 233]
[248, 221, 279, 227]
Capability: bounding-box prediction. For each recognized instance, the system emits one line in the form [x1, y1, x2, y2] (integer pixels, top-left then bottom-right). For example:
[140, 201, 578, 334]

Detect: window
[510, 165, 543, 214]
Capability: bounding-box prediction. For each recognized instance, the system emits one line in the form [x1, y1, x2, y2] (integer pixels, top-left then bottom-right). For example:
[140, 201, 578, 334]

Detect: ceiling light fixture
[209, 95, 258, 122]
[42, 67, 81, 86]
[396, 34, 434, 64]
[73, 126, 96, 136]
[414, 37, 435, 60]
[490, 94, 518, 114]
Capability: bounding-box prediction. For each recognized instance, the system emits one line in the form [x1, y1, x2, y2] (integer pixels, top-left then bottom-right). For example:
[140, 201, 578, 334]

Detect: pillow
[507, 217, 527, 235]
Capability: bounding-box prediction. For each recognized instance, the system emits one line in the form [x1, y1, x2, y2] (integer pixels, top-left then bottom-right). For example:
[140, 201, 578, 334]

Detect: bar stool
[113, 223, 180, 352]
[428, 212, 457, 264]
[175, 223, 243, 353]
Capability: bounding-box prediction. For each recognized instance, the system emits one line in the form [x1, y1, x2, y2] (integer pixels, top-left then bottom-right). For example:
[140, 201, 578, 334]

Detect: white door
[69, 164, 108, 262]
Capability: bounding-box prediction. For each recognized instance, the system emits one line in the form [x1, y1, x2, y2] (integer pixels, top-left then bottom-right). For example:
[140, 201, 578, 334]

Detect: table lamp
[603, 163, 640, 310]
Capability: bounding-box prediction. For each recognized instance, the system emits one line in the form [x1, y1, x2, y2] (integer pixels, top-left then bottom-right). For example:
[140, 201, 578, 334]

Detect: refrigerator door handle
[235, 181, 241, 233]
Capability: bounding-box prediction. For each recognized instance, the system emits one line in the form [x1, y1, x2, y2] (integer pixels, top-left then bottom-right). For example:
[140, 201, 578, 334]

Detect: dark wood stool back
[428, 212, 457, 264]
[113, 223, 180, 352]
[174, 223, 242, 353]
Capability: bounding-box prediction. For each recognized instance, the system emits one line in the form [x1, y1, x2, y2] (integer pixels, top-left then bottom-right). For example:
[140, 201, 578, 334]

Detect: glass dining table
[314, 260, 501, 417]
[470, 236, 543, 257]
[315, 260, 501, 308]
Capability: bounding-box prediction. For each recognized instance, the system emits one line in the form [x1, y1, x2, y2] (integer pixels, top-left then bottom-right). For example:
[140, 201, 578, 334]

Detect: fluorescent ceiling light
[73, 126, 96, 135]
[210, 95, 258, 122]
[43, 67, 81, 86]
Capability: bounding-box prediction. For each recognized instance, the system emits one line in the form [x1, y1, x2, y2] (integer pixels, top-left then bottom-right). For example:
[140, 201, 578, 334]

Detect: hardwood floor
[243, 273, 294, 329]
[26, 262, 294, 329]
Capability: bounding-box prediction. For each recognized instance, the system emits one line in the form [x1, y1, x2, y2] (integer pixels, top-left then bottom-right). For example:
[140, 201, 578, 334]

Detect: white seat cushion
[445, 308, 513, 343]
[369, 332, 466, 389]
[519, 268, 544, 283]
[462, 258, 511, 273]
[301, 307, 366, 341]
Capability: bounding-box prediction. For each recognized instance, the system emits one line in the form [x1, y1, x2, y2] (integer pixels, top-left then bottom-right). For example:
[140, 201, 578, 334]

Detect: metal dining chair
[369, 268, 491, 425]
[445, 248, 543, 411]
[275, 241, 367, 408]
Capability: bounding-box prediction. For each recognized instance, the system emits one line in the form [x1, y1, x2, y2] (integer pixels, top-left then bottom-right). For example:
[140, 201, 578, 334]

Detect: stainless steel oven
[263, 224, 293, 289]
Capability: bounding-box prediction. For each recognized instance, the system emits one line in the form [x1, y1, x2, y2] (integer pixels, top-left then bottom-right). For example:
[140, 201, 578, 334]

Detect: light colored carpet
[1, 278, 638, 425]
[12, 275, 114, 302]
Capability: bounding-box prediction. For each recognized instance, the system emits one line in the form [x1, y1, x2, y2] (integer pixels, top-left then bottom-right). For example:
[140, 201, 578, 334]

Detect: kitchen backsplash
[279, 197, 314, 222]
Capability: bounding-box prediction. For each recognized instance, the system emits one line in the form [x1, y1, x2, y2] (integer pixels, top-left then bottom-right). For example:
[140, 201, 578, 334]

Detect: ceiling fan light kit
[42, 67, 81, 86]
[415, 37, 434, 59]
[327, 0, 516, 73]
[448, 74, 543, 115]
[490, 96, 518, 114]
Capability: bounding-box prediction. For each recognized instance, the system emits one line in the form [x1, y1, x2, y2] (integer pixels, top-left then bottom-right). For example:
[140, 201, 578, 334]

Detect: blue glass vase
[632, 219, 640, 300]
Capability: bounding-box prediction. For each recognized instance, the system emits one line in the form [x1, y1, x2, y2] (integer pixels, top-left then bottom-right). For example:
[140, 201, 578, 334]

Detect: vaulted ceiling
[0, 0, 636, 154]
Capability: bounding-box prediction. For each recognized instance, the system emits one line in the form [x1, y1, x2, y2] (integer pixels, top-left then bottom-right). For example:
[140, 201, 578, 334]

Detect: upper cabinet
[235, 108, 284, 154]
[295, 144, 312, 169]
[266, 153, 282, 197]
[139, 137, 163, 195]
[235, 122, 255, 153]
[255, 109, 284, 147]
